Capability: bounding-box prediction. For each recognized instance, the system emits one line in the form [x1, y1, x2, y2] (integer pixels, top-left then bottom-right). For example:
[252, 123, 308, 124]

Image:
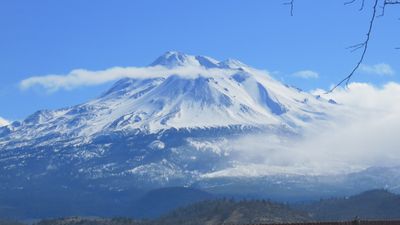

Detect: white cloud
[359, 63, 395, 76]
[218, 82, 400, 177]
[291, 70, 319, 79]
[305, 82, 400, 168]
[19, 66, 239, 92]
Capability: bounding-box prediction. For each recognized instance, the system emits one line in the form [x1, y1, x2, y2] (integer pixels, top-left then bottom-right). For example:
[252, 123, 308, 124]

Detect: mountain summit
[150, 51, 248, 69]
[150, 51, 220, 68]
[0, 52, 330, 145]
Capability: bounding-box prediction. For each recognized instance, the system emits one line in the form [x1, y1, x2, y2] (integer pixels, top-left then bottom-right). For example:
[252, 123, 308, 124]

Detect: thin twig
[283, 0, 295, 16]
[380, 0, 400, 17]
[327, 0, 379, 93]
[359, 0, 366, 10]
[344, 0, 357, 5]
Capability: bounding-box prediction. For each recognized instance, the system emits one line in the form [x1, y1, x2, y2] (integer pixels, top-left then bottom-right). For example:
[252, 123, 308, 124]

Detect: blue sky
[0, 0, 398, 120]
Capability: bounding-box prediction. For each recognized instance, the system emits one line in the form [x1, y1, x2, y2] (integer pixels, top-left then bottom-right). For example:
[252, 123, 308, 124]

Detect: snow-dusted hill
[3, 51, 398, 206]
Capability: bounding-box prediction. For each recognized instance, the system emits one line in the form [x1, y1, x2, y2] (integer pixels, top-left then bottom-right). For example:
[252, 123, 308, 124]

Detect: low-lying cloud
[305, 82, 400, 171]
[217, 82, 400, 177]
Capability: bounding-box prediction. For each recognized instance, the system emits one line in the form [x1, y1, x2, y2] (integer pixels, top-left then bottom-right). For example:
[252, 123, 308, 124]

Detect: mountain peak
[149, 51, 249, 71]
[150, 51, 189, 67]
[150, 51, 220, 68]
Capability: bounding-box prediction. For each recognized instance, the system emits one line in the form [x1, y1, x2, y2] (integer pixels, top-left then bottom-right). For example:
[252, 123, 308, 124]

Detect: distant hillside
[0, 219, 24, 225]
[11, 189, 400, 224]
[33, 199, 310, 225]
[300, 189, 400, 221]
[34, 217, 143, 225]
[0, 187, 212, 220]
[132, 187, 215, 218]
[155, 199, 311, 225]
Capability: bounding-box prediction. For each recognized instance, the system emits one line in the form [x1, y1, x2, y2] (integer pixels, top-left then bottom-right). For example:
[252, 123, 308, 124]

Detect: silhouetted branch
[360, 0, 366, 10]
[345, 0, 366, 10]
[345, 0, 357, 5]
[327, 0, 379, 93]
[380, 0, 400, 16]
[284, 0, 295, 16]
[283, 0, 399, 93]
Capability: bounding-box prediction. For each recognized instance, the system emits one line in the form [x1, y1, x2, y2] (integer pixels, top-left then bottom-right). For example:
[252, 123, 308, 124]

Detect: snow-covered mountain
[0, 51, 333, 150]
[1, 52, 397, 217]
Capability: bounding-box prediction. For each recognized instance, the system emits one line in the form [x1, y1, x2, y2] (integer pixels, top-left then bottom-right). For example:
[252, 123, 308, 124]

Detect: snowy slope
[0, 51, 335, 149]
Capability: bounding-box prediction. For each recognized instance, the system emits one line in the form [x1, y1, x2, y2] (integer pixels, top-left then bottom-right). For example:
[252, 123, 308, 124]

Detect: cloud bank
[305, 82, 400, 171]
[20, 66, 238, 92]
[216, 82, 400, 177]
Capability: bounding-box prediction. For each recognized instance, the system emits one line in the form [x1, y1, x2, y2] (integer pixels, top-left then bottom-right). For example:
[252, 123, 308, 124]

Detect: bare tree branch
[283, 0, 399, 93]
[284, 0, 295, 16]
[327, 0, 379, 93]
[345, 0, 357, 5]
[380, 0, 400, 16]
[360, 0, 366, 10]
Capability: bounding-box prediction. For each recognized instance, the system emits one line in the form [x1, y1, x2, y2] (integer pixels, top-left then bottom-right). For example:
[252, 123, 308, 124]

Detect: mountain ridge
[299, 189, 400, 221]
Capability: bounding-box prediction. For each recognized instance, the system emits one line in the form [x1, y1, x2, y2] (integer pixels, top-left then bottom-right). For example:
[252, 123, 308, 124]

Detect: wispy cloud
[359, 63, 395, 76]
[20, 66, 239, 92]
[291, 70, 319, 79]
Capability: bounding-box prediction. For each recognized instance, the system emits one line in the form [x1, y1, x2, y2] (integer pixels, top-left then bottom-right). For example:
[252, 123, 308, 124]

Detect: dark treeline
[26, 198, 309, 225]
[2, 189, 400, 225]
[0, 220, 24, 225]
